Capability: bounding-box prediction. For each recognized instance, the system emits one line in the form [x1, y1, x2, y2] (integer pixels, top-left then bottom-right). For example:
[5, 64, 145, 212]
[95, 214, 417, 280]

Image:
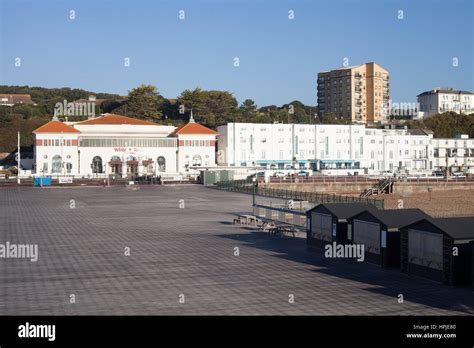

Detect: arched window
[192, 155, 202, 166]
[110, 155, 121, 163]
[157, 156, 166, 172]
[52, 155, 62, 173]
[92, 156, 103, 173]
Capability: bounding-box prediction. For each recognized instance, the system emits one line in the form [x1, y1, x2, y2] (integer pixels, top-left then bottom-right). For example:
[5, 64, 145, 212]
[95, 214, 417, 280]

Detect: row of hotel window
[440, 95, 472, 101]
[38, 138, 213, 147]
[239, 137, 422, 145]
[240, 149, 432, 160]
[39, 138, 178, 147]
[41, 139, 75, 146]
[181, 140, 213, 147]
[419, 104, 473, 111]
[238, 160, 462, 171]
[236, 136, 473, 147]
[238, 127, 363, 133]
[81, 138, 177, 147]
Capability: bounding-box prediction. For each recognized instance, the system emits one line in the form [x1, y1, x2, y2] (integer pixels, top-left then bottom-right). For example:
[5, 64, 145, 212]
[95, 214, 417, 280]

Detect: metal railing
[264, 175, 474, 184]
[215, 179, 384, 209]
[360, 178, 393, 198]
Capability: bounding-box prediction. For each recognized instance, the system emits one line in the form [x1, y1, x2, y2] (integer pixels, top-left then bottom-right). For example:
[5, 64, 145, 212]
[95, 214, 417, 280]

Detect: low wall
[262, 182, 373, 194]
[393, 182, 474, 195]
[264, 181, 474, 195]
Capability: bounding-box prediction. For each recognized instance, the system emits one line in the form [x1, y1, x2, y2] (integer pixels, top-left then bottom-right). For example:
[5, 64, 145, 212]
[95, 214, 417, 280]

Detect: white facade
[417, 88, 474, 118]
[431, 134, 474, 172]
[33, 114, 217, 177]
[218, 123, 366, 170]
[34, 131, 80, 176]
[217, 123, 474, 174]
[73, 123, 178, 176]
[176, 133, 216, 172]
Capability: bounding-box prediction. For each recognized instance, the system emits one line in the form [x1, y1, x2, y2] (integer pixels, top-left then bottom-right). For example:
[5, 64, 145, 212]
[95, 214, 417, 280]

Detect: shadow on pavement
[218, 230, 474, 314]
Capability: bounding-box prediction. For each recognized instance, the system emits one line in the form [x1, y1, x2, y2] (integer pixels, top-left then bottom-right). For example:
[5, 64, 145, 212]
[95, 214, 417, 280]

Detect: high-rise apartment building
[317, 62, 390, 123]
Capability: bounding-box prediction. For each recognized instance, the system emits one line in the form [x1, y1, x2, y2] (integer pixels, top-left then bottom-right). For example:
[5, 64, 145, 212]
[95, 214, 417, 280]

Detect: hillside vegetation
[0, 85, 473, 153]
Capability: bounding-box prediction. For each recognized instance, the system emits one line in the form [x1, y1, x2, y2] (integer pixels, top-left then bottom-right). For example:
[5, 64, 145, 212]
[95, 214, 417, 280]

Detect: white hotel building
[33, 113, 217, 177]
[431, 134, 474, 170]
[417, 88, 474, 118]
[217, 123, 474, 174]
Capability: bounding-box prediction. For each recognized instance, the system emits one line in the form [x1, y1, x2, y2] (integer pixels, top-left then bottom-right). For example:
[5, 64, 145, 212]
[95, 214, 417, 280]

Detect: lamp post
[17, 131, 20, 184]
[60, 136, 64, 176]
[252, 176, 257, 208]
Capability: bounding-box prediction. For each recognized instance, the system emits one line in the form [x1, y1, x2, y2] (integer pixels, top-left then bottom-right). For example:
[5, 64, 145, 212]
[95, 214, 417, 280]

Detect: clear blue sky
[1, 0, 473, 107]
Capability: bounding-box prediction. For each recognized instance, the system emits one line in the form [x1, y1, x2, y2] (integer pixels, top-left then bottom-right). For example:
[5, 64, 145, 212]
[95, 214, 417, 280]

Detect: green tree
[238, 99, 258, 122]
[177, 88, 238, 127]
[116, 84, 163, 120]
[406, 112, 474, 138]
[281, 100, 313, 123]
[161, 99, 180, 121]
[100, 99, 125, 114]
[176, 88, 206, 116]
[317, 112, 351, 125]
[240, 99, 257, 112]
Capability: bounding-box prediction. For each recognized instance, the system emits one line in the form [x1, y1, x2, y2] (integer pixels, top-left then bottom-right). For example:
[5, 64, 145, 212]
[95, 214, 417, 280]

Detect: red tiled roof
[33, 121, 80, 133]
[0, 94, 35, 105]
[172, 122, 217, 135]
[76, 113, 160, 126]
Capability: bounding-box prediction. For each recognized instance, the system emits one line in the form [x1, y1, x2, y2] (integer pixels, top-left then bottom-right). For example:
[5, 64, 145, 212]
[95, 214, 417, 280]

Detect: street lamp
[60, 136, 64, 176]
[252, 176, 257, 208]
[17, 131, 21, 184]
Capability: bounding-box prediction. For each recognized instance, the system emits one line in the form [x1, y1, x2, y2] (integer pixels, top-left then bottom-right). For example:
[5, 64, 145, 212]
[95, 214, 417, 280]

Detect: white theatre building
[217, 123, 474, 174]
[33, 113, 217, 177]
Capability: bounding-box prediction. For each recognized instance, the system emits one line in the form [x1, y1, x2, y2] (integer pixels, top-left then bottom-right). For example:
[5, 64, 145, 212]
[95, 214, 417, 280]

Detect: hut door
[311, 213, 332, 242]
[353, 220, 380, 254]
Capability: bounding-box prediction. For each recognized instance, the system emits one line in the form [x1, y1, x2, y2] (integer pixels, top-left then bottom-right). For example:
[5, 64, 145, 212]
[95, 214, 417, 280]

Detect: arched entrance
[157, 156, 166, 172]
[192, 155, 202, 166]
[142, 158, 154, 174]
[92, 156, 103, 174]
[109, 156, 122, 175]
[52, 155, 62, 174]
[126, 155, 138, 176]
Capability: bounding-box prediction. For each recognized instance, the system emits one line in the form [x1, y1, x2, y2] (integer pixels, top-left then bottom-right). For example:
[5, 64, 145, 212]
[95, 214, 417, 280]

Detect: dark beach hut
[347, 208, 430, 268]
[306, 203, 378, 249]
[400, 217, 474, 286]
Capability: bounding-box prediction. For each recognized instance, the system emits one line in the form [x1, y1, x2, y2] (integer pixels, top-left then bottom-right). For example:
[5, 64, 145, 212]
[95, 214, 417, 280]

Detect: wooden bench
[260, 221, 277, 232]
[269, 225, 297, 237]
[233, 215, 263, 226]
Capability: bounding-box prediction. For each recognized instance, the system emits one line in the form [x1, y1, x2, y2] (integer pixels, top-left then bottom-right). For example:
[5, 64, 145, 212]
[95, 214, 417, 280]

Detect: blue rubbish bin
[34, 177, 52, 186]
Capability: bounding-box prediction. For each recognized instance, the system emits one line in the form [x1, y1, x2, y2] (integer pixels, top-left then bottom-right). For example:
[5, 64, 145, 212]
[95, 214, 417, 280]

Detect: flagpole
[17, 131, 21, 184]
